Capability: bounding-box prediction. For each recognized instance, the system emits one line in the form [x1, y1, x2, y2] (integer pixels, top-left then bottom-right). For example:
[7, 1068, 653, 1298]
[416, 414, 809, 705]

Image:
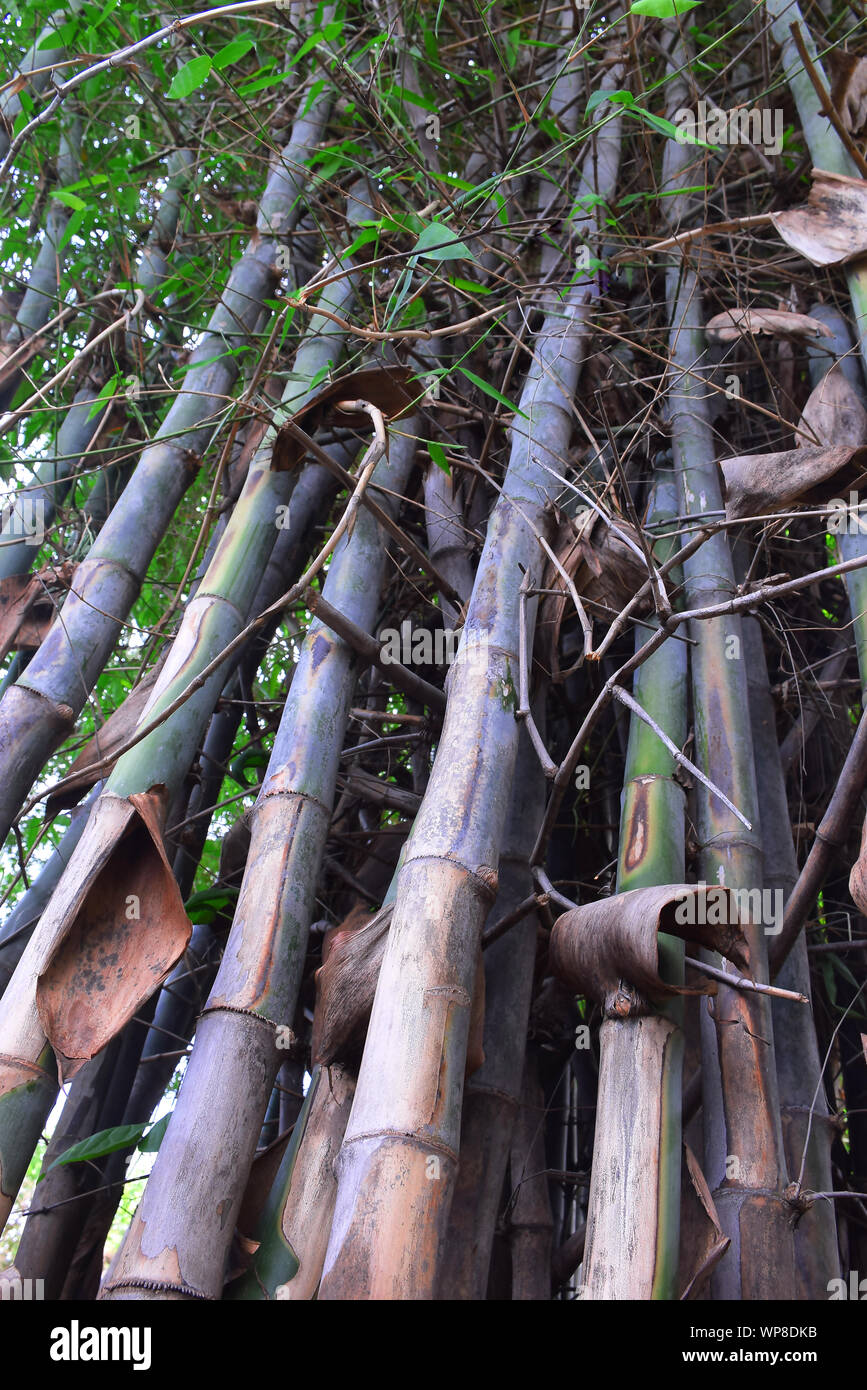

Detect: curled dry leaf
[549, 883, 749, 1016]
[235, 1128, 293, 1241]
[270, 365, 417, 472]
[720, 363, 867, 520]
[721, 444, 867, 521]
[705, 308, 833, 343]
[36, 786, 192, 1082]
[536, 505, 649, 680]
[771, 169, 867, 268]
[312, 900, 485, 1074]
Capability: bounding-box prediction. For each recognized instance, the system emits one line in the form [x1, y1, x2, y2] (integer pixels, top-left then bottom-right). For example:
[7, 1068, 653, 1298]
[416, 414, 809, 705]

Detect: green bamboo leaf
[449, 276, 491, 296]
[292, 20, 344, 64]
[630, 0, 700, 14]
[183, 887, 239, 925]
[428, 441, 449, 475]
[139, 1112, 171, 1153]
[213, 37, 255, 70]
[586, 89, 633, 116]
[411, 222, 475, 262]
[167, 55, 212, 100]
[52, 190, 86, 212]
[43, 1123, 148, 1176]
[457, 366, 528, 418]
[38, 20, 78, 47]
[87, 372, 121, 421]
[238, 72, 287, 96]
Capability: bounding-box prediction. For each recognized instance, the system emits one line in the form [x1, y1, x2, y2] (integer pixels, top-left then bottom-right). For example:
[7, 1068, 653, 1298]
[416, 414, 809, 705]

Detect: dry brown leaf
[679, 1142, 731, 1300]
[771, 169, 867, 267]
[0, 563, 73, 663]
[705, 308, 833, 343]
[271, 365, 417, 472]
[798, 362, 867, 449]
[36, 786, 192, 1082]
[236, 1128, 293, 1238]
[830, 52, 867, 135]
[550, 884, 749, 1014]
[536, 506, 649, 680]
[721, 443, 867, 520]
[312, 900, 485, 1074]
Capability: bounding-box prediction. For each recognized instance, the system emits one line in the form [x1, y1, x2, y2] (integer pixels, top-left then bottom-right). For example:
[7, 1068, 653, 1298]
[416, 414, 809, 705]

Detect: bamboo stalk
[509, 1050, 554, 1300]
[579, 474, 686, 1300]
[661, 26, 794, 1300]
[226, 1063, 356, 1301]
[101, 407, 421, 1300]
[436, 721, 546, 1299]
[0, 9, 74, 166]
[738, 589, 841, 1295]
[9, 457, 339, 1294]
[317, 17, 618, 1301]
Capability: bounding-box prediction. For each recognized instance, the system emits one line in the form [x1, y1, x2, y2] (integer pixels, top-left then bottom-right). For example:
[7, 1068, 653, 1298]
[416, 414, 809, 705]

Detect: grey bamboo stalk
[661, 29, 794, 1300]
[0, 262, 354, 1235]
[436, 720, 545, 1299]
[0, 55, 335, 846]
[317, 22, 618, 1301]
[579, 474, 687, 1301]
[738, 573, 841, 1297]
[100, 410, 421, 1301]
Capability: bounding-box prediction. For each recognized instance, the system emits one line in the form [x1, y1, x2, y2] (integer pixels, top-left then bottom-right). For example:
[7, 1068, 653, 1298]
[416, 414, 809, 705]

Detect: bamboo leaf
[43, 1123, 148, 1176]
[428, 441, 450, 475]
[630, 0, 700, 15]
[167, 55, 212, 99]
[411, 222, 475, 262]
[213, 37, 254, 70]
[457, 366, 528, 418]
[138, 1112, 171, 1153]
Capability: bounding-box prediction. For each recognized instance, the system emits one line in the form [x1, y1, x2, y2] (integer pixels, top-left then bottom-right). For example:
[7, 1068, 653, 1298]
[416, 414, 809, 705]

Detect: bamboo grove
[0, 0, 866, 1305]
